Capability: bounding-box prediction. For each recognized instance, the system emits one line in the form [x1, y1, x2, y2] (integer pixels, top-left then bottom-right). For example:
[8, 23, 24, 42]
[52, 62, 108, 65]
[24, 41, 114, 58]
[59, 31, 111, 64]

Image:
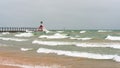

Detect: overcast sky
[0, 0, 120, 30]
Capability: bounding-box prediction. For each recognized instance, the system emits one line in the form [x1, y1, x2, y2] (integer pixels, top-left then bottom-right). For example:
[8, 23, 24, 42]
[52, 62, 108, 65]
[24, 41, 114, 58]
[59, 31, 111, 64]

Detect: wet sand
[0, 50, 120, 68]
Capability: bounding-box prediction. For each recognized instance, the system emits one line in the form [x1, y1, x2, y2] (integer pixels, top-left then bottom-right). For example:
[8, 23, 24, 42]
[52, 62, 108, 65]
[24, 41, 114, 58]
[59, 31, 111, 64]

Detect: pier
[0, 27, 37, 32]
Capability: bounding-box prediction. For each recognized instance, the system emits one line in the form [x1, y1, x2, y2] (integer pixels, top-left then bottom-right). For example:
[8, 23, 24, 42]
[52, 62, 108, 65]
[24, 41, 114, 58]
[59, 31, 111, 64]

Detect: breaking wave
[80, 31, 86, 33]
[2, 32, 10, 35]
[39, 33, 69, 39]
[37, 48, 120, 62]
[57, 31, 64, 33]
[70, 37, 92, 40]
[15, 32, 34, 37]
[75, 43, 120, 49]
[98, 30, 112, 32]
[20, 48, 33, 51]
[0, 37, 28, 41]
[106, 35, 120, 41]
[32, 40, 74, 46]
[32, 40, 120, 49]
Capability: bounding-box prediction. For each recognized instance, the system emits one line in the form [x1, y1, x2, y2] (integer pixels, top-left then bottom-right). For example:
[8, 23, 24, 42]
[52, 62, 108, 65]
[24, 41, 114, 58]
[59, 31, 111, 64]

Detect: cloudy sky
[0, 0, 120, 30]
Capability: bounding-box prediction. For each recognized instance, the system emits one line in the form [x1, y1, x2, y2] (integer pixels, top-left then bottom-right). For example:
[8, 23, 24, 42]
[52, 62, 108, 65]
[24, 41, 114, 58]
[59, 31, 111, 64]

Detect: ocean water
[0, 30, 120, 62]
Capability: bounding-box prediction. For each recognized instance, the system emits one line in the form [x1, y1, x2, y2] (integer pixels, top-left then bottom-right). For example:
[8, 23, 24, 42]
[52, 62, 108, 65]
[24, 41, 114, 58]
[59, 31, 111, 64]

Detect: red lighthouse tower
[38, 21, 44, 31]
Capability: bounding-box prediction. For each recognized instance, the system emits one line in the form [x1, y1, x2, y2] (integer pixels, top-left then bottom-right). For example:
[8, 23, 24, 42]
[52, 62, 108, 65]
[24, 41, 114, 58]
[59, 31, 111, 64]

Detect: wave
[80, 31, 86, 33]
[57, 31, 64, 33]
[20, 48, 33, 51]
[32, 40, 120, 49]
[39, 33, 69, 39]
[75, 43, 120, 49]
[32, 40, 74, 46]
[98, 30, 112, 32]
[105, 35, 120, 41]
[2, 32, 10, 35]
[37, 48, 120, 62]
[70, 37, 92, 40]
[15, 32, 34, 37]
[0, 37, 28, 41]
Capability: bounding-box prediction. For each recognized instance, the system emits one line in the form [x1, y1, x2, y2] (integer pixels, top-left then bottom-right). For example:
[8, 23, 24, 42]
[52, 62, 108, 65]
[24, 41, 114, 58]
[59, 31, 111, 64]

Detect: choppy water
[0, 30, 120, 62]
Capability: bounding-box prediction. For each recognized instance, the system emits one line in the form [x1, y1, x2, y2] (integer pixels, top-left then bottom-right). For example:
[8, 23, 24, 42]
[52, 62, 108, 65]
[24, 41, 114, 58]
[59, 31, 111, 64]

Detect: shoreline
[0, 51, 120, 68]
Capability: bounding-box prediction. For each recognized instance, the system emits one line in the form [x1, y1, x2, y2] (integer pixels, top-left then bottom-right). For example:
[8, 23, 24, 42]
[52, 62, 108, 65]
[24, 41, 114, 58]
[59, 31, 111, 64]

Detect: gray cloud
[0, 0, 120, 30]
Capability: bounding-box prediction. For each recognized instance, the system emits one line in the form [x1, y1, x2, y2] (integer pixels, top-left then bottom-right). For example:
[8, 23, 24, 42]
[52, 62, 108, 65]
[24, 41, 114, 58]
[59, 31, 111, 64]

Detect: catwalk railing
[0, 27, 37, 32]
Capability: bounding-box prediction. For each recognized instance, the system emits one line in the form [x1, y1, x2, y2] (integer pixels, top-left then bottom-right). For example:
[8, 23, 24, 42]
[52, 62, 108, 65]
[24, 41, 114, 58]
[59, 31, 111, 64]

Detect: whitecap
[113, 55, 120, 62]
[0, 37, 28, 41]
[75, 43, 120, 49]
[80, 31, 86, 33]
[32, 40, 120, 49]
[39, 33, 69, 39]
[21, 48, 33, 51]
[2, 32, 10, 35]
[70, 37, 92, 40]
[32, 40, 74, 46]
[15, 32, 34, 37]
[105, 35, 120, 41]
[37, 48, 120, 62]
[57, 31, 64, 33]
[98, 30, 111, 32]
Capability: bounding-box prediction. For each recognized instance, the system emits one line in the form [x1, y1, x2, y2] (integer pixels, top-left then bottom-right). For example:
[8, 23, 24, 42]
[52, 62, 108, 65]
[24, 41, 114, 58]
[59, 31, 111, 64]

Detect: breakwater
[0, 27, 37, 32]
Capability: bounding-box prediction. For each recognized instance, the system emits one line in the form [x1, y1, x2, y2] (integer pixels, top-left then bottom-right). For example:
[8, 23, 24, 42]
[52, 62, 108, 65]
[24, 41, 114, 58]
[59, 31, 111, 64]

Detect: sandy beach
[0, 50, 119, 68]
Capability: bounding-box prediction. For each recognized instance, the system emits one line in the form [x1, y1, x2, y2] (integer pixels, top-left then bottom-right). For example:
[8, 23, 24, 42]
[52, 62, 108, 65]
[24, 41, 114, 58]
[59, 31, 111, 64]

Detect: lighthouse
[38, 21, 44, 31]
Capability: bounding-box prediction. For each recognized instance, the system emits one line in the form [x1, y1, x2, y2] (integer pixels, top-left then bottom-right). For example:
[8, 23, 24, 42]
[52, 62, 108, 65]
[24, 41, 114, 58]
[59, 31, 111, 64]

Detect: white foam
[32, 40, 74, 46]
[98, 30, 111, 32]
[2, 32, 10, 35]
[75, 43, 120, 49]
[37, 48, 120, 62]
[39, 33, 69, 39]
[57, 31, 64, 33]
[0, 37, 28, 41]
[80, 31, 86, 33]
[21, 48, 33, 51]
[32, 40, 120, 49]
[106, 35, 120, 41]
[15, 32, 34, 37]
[113, 55, 120, 62]
[70, 37, 92, 40]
